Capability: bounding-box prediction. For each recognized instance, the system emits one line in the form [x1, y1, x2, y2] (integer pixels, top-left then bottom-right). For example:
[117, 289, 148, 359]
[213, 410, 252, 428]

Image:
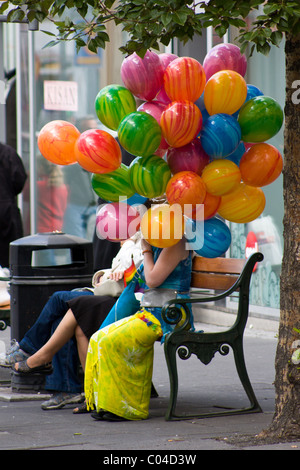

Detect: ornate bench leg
[164, 339, 179, 420]
[232, 336, 262, 413]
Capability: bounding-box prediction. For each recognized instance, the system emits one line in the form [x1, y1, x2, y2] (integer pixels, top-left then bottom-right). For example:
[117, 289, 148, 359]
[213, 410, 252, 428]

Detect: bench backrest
[191, 256, 246, 291]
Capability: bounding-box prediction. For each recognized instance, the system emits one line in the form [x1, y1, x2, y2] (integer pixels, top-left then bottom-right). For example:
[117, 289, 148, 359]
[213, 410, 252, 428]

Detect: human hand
[109, 271, 124, 281]
[141, 238, 152, 253]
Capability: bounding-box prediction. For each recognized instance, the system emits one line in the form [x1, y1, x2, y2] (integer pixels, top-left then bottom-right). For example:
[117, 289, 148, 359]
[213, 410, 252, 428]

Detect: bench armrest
[161, 252, 263, 334]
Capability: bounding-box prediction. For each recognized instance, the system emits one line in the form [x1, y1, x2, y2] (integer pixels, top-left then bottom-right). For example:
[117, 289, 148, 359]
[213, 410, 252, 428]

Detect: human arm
[141, 238, 188, 289]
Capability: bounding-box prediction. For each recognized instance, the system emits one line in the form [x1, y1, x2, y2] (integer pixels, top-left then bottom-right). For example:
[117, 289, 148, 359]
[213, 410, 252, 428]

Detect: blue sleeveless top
[137, 247, 193, 340]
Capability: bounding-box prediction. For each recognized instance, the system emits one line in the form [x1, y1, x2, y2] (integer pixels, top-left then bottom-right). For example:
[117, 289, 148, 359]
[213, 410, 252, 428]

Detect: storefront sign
[43, 80, 78, 111]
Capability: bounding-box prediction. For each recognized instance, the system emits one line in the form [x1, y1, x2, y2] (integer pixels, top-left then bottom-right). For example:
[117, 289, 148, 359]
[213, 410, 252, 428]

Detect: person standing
[0, 142, 27, 267]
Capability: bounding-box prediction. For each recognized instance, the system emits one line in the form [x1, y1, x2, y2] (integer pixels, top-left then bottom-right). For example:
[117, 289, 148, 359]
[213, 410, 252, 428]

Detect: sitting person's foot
[91, 409, 127, 421]
[42, 392, 84, 410]
[13, 359, 53, 375]
[0, 340, 30, 368]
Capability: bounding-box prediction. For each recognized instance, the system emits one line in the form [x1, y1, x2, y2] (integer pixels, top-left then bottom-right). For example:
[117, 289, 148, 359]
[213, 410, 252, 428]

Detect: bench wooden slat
[192, 256, 246, 274]
[191, 271, 239, 290]
[0, 303, 10, 310]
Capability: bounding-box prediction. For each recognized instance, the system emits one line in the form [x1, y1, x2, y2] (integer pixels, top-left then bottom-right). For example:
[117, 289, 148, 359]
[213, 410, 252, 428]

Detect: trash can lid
[10, 232, 92, 248]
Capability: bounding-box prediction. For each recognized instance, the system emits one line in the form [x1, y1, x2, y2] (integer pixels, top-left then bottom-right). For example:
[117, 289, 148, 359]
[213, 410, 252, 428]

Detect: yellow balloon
[217, 183, 266, 223]
[201, 160, 241, 196]
[204, 70, 247, 115]
[140, 204, 184, 248]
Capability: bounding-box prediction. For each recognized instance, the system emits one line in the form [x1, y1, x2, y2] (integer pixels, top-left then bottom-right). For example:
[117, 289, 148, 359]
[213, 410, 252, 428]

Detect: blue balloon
[195, 93, 209, 125]
[184, 217, 204, 252]
[232, 84, 264, 118]
[200, 114, 241, 159]
[246, 84, 263, 101]
[191, 217, 232, 258]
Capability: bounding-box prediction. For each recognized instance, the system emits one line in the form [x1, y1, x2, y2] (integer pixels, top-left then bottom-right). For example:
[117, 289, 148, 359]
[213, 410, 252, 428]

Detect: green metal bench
[161, 252, 264, 421]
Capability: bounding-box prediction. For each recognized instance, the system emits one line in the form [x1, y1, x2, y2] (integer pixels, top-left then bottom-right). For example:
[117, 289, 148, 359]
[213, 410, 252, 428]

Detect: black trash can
[9, 232, 94, 342]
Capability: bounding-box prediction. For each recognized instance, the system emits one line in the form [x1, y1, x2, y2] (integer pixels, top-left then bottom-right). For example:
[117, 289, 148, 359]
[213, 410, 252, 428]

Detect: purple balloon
[167, 139, 210, 175]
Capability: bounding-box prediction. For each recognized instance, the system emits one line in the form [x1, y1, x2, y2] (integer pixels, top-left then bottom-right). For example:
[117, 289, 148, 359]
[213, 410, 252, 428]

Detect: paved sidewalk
[1, 322, 299, 452]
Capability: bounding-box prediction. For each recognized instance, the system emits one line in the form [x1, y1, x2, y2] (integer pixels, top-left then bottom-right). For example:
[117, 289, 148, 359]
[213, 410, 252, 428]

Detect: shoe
[91, 410, 127, 421]
[42, 392, 84, 410]
[12, 360, 53, 375]
[0, 340, 30, 368]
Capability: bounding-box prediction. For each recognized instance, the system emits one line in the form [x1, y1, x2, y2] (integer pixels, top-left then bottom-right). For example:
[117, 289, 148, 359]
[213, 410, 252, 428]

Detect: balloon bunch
[37, 44, 284, 257]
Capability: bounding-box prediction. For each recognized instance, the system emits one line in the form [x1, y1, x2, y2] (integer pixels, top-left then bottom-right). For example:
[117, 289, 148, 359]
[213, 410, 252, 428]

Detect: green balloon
[95, 84, 136, 131]
[118, 111, 162, 157]
[129, 155, 171, 198]
[238, 96, 283, 142]
[91, 164, 135, 202]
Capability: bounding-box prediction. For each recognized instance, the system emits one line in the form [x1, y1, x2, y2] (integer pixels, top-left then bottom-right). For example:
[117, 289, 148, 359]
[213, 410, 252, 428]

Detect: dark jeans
[19, 290, 93, 394]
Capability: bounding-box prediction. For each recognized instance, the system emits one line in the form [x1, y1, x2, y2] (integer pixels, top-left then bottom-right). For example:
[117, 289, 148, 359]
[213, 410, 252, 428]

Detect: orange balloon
[160, 101, 202, 148]
[166, 171, 206, 219]
[164, 57, 206, 102]
[140, 204, 184, 248]
[75, 129, 122, 174]
[38, 120, 80, 165]
[217, 182, 266, 223]
[239, 143, 283, 187]
[201, 160, 241, 196]
[204, 70, 247, 115]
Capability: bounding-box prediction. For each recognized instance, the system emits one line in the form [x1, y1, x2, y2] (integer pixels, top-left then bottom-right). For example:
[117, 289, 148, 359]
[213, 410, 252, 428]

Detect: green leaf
[7, 8, 25, 23]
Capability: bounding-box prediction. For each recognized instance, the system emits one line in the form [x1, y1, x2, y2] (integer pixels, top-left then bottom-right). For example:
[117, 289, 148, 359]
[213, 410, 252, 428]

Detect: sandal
[73, 402, 92, 414]
[13, 360, 53, 375]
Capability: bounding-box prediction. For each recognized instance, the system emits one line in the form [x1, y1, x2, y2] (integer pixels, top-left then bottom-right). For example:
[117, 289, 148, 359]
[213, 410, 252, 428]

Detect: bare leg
[75, 324, 89, 370]
[15, 309, 79, 371]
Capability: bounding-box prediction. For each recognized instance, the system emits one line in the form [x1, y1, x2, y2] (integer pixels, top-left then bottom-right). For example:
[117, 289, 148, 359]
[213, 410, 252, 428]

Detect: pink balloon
[138, 100, 169, 156]
[96, 203, 141, 242]
[121, 50, 164, 101]
[155, 53, 178, 104]
[203, 43, 247, 81]
[159, 52, 178, 69]
[167, 139, 210, 175]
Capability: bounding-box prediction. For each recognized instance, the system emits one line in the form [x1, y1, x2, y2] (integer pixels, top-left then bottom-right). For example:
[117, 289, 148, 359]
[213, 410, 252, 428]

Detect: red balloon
[167, 139, 209, 175]
[75, 129, 122, 174]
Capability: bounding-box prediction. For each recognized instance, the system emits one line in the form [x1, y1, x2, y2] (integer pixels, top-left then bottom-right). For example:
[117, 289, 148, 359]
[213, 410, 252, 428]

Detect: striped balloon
[163, 57, 206, 102]
[160, 101, 203, 148]
[186, 217, 232, 258]
[118, 111, 162, 157]
[38, 120, 80, 165]
[95, 85, 136, 131]
[217, 182, 266, 223]
[204, 70, 247, 115]
[120, 50, 164, 101]
[239, 143, 283, 187]
[91, 164, 135, 202]
[201, 160, 241, 196]
[200, 113, 241, 158]
[203, 43, 247, 81]
[129, 155, 171, 198]
[75, 129, 122, 174]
